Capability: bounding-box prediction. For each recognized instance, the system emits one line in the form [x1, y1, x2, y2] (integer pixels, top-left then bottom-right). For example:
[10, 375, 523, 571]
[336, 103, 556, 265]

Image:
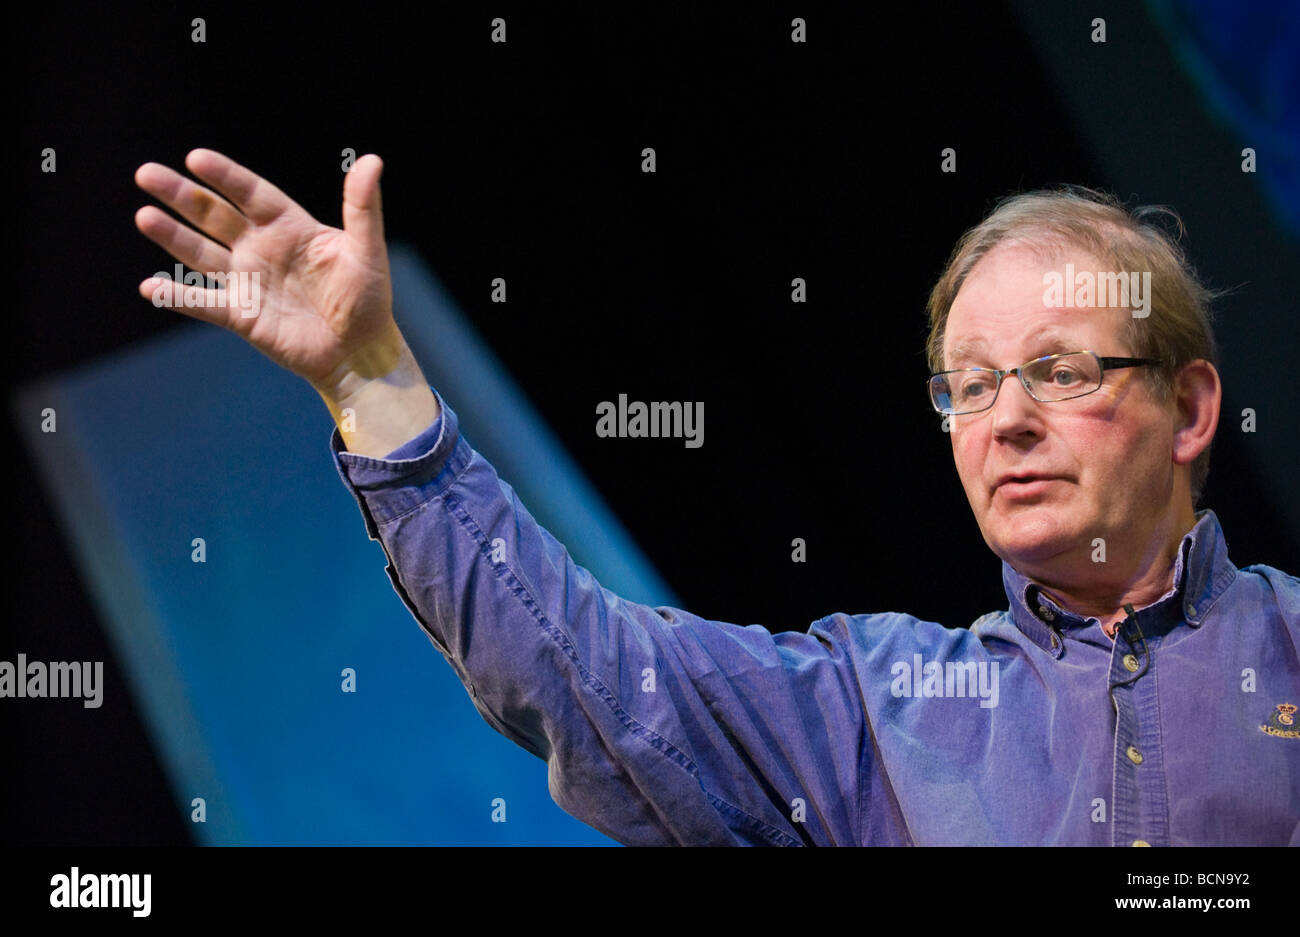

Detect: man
[134, 150, 1299, 845]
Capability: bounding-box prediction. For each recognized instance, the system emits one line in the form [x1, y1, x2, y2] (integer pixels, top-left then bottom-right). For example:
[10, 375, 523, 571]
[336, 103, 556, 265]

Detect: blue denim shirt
[331, 386, 1300, 846]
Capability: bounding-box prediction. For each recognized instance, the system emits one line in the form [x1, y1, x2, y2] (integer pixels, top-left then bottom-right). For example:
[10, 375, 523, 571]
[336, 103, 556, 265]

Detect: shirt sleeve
[382, 414, 442, 461]
[330, 386, 870, 846]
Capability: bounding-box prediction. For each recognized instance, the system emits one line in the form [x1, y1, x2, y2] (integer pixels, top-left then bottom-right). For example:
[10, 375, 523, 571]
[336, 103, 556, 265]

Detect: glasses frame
[928, 350, 1161, 415]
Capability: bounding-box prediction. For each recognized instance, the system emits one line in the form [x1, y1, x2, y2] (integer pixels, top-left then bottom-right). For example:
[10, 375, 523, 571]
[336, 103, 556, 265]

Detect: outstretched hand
[134, 149, 398, 392]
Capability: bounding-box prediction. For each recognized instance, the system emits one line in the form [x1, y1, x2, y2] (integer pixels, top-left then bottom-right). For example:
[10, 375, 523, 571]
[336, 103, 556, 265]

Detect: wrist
[314, 330, 442, 458]
[311, 320, 411, 405]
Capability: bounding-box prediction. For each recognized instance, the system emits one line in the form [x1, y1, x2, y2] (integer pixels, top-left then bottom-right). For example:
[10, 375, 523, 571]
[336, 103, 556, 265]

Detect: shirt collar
[1000, 509, 1236, 654]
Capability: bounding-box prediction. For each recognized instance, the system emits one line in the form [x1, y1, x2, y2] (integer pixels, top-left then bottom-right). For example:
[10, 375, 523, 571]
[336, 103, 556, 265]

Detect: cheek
[1059, 409, 1155, 462]
[1114, 420, 1174, 483]
[1053, 415, 1162, 495]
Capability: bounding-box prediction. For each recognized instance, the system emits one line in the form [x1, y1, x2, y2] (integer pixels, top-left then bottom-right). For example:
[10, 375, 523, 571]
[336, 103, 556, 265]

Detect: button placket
[1108, 604, 1150, 846]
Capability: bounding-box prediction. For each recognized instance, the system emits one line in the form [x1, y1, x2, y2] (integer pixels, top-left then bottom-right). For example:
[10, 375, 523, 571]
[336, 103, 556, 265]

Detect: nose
[990, 370, 1044, 440]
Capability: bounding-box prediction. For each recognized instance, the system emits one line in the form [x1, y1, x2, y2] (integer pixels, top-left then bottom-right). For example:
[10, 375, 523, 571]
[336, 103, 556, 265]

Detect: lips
[993, 473, 1063, 494]
[995, 472, 1057, 487]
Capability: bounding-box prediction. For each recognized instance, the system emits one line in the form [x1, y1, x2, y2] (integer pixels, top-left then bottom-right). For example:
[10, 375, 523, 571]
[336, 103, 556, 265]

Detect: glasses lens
[932, 370, 999, 413]
[1023, 352, 1101, 401]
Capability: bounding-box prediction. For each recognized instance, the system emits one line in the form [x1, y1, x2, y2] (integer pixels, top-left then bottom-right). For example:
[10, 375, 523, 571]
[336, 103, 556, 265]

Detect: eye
[1049, 364, 1084, 386]
[954, 373, 997, 400]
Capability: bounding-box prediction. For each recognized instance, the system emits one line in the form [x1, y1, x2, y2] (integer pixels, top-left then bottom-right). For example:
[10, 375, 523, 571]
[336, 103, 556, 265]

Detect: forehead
[944, 243, 1127, 366]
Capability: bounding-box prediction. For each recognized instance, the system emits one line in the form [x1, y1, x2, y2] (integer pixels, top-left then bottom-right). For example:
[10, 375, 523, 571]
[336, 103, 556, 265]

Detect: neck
[1028, 505, 1199, 631]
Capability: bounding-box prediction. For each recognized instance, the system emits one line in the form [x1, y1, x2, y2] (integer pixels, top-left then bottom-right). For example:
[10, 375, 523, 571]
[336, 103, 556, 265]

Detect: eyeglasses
[928, 350, 1160, 415]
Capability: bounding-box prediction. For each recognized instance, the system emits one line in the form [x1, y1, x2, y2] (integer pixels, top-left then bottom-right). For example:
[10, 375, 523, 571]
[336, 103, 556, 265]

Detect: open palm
[134, 149, 396, 390]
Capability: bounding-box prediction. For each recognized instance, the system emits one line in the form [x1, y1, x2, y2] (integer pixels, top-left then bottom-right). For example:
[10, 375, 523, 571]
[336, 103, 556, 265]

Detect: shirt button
[1131, 840, 1151, 847]
[1050, 633, 1060, 649]
[1123, 654, 1140, 672]
[1038, 606, 1056, 621]
[1126, 745, 1143, 765]
[1185, 602, 1197, 619]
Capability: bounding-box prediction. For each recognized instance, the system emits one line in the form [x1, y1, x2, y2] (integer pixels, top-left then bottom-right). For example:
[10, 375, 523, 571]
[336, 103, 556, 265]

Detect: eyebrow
[947, 330, 1079, 368]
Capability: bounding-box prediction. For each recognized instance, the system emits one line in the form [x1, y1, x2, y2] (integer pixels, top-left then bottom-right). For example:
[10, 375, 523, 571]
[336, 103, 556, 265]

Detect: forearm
[314, 326, 441, 458]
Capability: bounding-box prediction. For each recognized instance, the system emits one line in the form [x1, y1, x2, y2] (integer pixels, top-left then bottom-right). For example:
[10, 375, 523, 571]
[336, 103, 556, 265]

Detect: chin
[985, 508, 1081, 566]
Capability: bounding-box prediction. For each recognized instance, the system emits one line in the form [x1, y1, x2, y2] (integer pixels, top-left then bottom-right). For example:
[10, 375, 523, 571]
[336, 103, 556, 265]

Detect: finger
[137, 275, 254, 331]
[342, 154, 386, 257]
[134, 161, 248, 247]
[184, 148, 299, 227]
[134, 205, 236, 275]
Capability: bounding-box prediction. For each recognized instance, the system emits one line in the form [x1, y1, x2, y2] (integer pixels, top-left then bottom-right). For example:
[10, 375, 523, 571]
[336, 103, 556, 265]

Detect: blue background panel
[13, 247, 684, 845]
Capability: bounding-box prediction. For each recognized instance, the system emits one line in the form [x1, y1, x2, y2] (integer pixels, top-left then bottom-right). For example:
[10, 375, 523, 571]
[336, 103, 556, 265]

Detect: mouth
[993, 474, 1062, 498]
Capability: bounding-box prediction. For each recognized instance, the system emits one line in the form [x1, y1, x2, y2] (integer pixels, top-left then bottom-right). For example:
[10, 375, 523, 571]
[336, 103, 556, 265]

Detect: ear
[1170, 359, 1220, 469]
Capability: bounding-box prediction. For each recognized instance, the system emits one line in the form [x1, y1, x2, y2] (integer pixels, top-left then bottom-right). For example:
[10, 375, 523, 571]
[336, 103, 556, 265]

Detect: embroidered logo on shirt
[1259, 702, 1300, 739]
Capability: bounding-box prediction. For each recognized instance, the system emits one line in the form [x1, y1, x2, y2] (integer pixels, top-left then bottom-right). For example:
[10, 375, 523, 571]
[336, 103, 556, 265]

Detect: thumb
[342, 154, 386, 257]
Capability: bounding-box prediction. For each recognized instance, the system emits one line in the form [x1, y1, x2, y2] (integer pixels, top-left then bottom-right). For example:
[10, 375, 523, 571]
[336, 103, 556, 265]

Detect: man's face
[944, 242, 1181, 574]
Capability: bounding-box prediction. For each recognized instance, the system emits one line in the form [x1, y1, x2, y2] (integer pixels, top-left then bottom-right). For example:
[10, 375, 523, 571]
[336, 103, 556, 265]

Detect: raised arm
[136, 151, 872, 844]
